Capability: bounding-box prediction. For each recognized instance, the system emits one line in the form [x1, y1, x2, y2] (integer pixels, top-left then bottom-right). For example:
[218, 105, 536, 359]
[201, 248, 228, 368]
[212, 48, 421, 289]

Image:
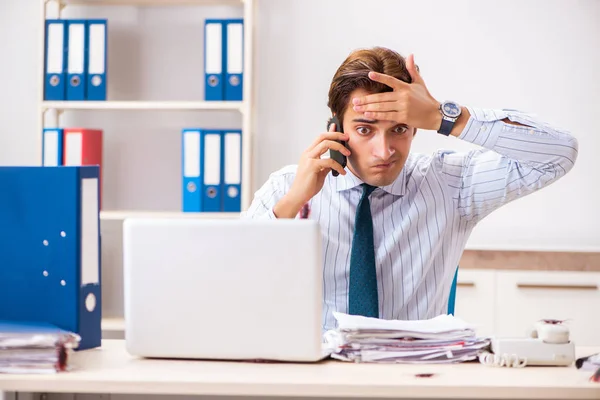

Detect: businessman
[243, 47, 579, 331]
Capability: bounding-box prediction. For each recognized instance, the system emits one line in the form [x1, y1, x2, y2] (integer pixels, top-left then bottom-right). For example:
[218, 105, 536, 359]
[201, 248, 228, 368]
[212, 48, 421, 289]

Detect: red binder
[62, 128, 103, 207]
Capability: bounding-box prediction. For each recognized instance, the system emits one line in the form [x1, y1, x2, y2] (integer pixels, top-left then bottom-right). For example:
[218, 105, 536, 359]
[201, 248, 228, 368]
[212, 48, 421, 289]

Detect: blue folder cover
[204, 19, 225, 101]
[181, 129, 203, 212]
[44, 19, 67, 101]
[86, 19, 107, 101]
[66, 20, 88, 101]
[224, 19, 244, 101]
[0, 166, 101, 350]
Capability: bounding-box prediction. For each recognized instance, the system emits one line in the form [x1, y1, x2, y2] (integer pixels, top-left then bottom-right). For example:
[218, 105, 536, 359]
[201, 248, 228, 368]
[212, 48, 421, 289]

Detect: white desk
[0, 340, 598, 400]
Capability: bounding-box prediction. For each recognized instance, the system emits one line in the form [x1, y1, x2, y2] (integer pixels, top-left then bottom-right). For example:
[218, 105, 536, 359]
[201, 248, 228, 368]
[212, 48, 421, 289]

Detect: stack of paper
[325, 312, 490, 364]
[0, 320, 80, 374]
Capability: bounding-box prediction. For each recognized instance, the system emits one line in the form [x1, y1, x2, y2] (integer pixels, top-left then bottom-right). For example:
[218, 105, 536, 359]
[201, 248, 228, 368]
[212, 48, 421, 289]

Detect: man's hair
[327, 47, 416, 127]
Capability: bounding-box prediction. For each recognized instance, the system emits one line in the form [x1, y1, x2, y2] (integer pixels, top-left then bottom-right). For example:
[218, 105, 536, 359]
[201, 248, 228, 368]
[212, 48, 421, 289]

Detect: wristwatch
[437, 100, 462, 136]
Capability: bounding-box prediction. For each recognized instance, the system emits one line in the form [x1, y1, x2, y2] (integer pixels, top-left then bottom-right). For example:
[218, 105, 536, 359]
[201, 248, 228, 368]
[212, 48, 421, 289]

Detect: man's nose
[373, 134, 396, 160]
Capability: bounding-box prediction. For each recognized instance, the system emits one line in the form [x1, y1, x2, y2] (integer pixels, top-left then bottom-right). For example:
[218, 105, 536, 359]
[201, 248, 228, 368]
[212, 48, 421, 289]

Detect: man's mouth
[373, 161, 396, 169]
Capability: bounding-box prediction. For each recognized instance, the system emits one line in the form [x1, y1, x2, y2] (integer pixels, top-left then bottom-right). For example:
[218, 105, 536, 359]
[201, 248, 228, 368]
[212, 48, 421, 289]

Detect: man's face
[341, 88, 415, 187]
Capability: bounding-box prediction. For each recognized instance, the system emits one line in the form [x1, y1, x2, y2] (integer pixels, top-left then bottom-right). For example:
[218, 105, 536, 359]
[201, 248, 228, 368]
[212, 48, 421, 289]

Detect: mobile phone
[327, 116, 348, 177]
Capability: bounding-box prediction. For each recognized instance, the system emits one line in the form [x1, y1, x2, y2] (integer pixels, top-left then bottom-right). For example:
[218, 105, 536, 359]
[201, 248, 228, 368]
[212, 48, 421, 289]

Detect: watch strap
[438, 117, 454, 136]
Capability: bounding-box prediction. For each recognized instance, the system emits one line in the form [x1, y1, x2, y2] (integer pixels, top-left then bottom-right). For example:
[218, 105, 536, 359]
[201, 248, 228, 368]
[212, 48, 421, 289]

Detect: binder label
[224, 132, 241, 184]
[184, 131, 200, 178]
[43, 131, 60, 166]
[64, 132, 82, 165]
[81, 178, 99, 285]
[227, 23, 243, 75]
[89, 24, 106, 75]
[68, 24, 85, 75]
[204, 134, 221, 185]
[205, 23, 223, 76]
[47, 23, 64, 75]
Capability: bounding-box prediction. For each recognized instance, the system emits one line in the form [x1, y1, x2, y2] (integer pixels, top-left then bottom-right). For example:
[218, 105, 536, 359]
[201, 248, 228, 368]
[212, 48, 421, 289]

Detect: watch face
[442, 101, 461, 118]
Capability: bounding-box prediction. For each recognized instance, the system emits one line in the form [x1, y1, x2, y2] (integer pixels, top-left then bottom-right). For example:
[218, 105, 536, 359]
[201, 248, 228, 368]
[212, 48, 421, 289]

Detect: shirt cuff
[239, 207, 278, 220]
[266, 207, 278, 219]
[458, 106, 508, 149]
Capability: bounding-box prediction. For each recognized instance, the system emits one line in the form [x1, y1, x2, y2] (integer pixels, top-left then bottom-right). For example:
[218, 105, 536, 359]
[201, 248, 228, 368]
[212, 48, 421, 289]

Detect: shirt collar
[335, 165, 407, 196]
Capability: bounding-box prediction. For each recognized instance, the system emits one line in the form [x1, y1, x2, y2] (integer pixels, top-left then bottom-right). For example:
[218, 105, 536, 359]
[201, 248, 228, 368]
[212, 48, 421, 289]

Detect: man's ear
[413, 127, 418, 137]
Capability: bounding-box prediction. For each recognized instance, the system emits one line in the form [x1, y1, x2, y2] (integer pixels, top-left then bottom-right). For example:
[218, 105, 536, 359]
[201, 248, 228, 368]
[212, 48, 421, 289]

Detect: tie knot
[361, 183, 377, 198]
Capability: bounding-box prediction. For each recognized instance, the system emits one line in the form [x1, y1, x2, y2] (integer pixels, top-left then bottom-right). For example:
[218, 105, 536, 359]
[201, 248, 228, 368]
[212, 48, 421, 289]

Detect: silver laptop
[122, 217, 325, 362]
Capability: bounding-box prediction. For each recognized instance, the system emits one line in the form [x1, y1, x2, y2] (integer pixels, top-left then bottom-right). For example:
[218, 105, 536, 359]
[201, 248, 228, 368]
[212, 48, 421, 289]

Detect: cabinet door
[495, 270, 600, 346]
[454, 269, 496, 337]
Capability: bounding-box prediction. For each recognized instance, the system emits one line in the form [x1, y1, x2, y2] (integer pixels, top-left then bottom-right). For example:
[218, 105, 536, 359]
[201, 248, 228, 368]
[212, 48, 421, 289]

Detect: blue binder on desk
[66, 20, 88, 101]
[181, 129, 203, 212]
[201, 130, 222, 212]
[0, 166, 101, 350]
[204, 19, 224, 101]
[222, 129, 242, 212]
[44, 19, 67, 101]
[224, 19, 244, 101]
[86, 19, 107, 101]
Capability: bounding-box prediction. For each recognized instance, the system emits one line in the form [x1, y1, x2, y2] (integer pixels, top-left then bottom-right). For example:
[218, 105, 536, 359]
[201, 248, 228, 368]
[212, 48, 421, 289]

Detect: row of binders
[182, 128, 242, 213]
[42, 128, 104, 206]
[204, 19, 244, 101]
[44, 19, 108, 101]
[44, 17, 243, 102]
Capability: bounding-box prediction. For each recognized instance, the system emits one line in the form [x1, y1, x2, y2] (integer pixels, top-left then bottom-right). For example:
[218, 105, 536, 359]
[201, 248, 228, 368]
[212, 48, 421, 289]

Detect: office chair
[447, 266, 459, 315]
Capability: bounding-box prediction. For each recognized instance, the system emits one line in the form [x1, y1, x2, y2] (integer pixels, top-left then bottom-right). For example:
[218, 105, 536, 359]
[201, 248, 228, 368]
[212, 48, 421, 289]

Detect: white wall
[1, 0, 599, 251]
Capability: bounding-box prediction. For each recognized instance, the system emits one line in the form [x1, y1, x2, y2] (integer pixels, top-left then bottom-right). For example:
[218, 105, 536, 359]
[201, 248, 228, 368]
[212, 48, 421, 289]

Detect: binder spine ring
[208, 75, 219, 87]
[207, 187, 217, 198]
[71, 76, 81, 86]
[228, 187, 238, 198]
[229, 76, 240, 86]
[91, 76, 102, 86]
[50, 75, 60, 86]
[85, 293, 97, 312]
[186, 182, 197, 192]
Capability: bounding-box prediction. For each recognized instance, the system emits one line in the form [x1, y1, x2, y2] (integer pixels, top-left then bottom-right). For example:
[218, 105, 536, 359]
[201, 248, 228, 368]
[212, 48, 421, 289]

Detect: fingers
[353, 101, 398, 113]
[315, 158, 346, 176]
[352, 92, 397, 106]
[406, 53, 424, 85]
[367, 71, 408, 90]
[308, 139, 351, 159]
[362, 111, 400, 122]
[308, 130, 348, 152]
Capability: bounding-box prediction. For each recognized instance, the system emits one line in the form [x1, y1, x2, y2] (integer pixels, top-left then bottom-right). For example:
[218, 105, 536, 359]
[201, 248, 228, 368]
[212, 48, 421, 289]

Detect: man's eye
[356, 127, 371, 135]
[394, 126, 408, 134]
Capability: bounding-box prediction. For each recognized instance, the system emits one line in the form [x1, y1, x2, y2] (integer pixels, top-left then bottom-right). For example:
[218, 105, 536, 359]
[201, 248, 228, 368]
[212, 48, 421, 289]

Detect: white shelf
[101, 317, 125, 332]
[100, 210, 241, 220]
[41, 100, 244, 112]
[58, 0, 243, 6]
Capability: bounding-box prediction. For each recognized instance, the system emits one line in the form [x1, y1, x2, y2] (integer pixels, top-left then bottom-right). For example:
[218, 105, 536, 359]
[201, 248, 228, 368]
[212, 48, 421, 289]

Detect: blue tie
[348, 183, 379, 318]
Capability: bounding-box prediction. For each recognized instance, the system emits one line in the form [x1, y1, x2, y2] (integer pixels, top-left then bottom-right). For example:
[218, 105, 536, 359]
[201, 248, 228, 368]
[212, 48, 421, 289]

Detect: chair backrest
[447, 266, 459, 315]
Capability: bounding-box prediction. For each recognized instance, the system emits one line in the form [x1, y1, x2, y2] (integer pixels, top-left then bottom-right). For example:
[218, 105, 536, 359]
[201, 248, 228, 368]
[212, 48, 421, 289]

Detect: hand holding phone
[273, 119, 350, 218]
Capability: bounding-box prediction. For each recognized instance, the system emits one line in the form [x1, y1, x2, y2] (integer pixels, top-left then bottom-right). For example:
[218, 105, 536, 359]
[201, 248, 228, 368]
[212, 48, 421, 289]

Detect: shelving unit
[41, 100, 244, 111]
[38, 0, 256, 219]
[100, 210, 240, 220]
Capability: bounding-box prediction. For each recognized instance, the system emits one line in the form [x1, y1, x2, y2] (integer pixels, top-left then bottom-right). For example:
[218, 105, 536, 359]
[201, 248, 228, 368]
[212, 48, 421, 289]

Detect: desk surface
[0, 340, 598, 399]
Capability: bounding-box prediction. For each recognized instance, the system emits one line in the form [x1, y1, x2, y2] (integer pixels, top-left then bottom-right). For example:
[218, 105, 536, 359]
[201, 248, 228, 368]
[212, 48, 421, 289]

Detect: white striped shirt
[242, 107, 579, 331]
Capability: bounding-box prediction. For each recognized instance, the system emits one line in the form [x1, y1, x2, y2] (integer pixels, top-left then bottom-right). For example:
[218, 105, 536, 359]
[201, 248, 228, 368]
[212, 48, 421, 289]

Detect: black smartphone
[327, 116, 348, 177]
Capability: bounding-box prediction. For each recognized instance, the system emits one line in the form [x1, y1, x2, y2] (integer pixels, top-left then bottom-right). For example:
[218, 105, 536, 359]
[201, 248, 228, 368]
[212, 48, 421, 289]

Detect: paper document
[0, 320, 80, 374]
[326, 312, 490, 364]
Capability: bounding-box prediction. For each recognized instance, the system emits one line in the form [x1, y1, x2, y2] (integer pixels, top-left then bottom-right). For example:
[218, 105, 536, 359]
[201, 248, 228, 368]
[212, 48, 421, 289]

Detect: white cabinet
[495, 270, 600, 346]
[454, 269, 496, 337]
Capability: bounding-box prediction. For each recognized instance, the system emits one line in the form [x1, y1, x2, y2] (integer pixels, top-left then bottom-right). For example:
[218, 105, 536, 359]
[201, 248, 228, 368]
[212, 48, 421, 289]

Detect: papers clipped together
[325, 312, 490, 364]
[0, 320, 80, 374]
